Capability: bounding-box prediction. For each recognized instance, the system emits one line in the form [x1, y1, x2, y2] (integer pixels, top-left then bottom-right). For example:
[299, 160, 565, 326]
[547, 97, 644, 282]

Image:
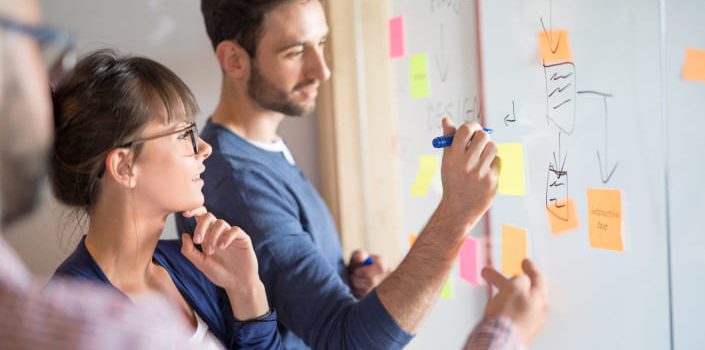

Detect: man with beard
[0, 1, 217, 348]
[178, 1, 547, 349]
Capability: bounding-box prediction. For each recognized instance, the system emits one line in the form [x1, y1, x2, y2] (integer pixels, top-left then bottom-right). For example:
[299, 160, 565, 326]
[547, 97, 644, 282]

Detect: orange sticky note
[408, 233, 418, 248]
[501, 224, 527, 277]
[547, 198, 579, 235]
[587, 188, 624, 251]
[538, 30, 573, 64]
[683, 48, 705, 83]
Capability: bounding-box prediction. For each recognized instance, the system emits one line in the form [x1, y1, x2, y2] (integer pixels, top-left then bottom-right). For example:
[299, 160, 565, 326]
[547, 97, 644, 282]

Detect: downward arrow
[434, 23, 449, 82]
[578, 90, 618, 183]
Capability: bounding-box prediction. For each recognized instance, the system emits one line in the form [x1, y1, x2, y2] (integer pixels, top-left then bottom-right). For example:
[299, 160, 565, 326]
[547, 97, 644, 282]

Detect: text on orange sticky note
[587, 188, 624, 251]
[547, 198, 579, 235]
[502, 224, 527, 277]
[538, 30, 573, 64]
[683, 48, 705, 83]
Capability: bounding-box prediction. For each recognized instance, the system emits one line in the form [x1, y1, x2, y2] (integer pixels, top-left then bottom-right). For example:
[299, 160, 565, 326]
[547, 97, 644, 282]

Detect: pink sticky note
[389, 16, 404, 58]
[460, 236, 485, 286]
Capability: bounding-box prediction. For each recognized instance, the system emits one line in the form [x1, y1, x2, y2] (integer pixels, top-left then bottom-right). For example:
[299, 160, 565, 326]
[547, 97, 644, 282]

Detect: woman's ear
[215, 40, 250, 79]
[104, 148, 138, 188]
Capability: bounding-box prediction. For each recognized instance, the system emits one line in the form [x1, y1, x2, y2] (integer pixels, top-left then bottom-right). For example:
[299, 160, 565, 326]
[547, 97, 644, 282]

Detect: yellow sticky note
[587, 188, 624, 251]
[440, 275, 454, 300]
[410, 155, 438, 197]
[547, 198, 580, 235]
[683, 48, 705, 83]
[409, 53, 430, 99]
[538, 30, 573, 64]
[502, 224, 527, 277]
[408, 233, 418, 248]
[497, 144, 526, 196]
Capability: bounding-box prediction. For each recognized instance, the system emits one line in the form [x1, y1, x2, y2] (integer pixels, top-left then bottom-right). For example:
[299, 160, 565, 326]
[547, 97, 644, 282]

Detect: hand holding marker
[432, 128, 494, 148]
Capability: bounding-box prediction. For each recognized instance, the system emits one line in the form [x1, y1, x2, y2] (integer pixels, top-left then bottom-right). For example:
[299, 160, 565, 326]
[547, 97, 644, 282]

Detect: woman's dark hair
[51, 49, 199, 212]
[201, 0, 309, 56]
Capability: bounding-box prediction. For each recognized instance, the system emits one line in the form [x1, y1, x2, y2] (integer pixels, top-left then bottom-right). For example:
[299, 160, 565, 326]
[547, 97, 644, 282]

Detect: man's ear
[104, 148, 137, 188]
[215, 40, 251, 79]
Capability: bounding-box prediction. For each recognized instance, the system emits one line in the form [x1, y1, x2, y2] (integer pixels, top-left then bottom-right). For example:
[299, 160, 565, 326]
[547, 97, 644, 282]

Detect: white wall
[6, 0, 321, 277]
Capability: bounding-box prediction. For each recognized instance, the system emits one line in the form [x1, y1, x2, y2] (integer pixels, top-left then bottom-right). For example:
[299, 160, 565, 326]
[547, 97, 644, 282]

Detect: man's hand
[348, 250, 389, 299]
[438, 117, 500, 232]
[482, 259, 549, 344]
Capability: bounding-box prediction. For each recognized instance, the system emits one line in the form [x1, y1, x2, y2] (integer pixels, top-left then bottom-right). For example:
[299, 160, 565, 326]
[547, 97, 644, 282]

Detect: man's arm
[376, 119, 500, 333]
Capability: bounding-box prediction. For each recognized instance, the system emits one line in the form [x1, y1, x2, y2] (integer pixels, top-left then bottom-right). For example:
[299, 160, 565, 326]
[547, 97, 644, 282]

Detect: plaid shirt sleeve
[463, 316, 527, 350]
[0, 238, 219, 350]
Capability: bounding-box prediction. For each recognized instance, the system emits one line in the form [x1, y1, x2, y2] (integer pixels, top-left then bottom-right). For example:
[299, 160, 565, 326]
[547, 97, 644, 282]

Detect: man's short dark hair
[201, 0, 308, 57]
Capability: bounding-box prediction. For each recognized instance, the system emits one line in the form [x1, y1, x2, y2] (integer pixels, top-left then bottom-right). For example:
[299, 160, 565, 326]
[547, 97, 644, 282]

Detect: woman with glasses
[49, 49, 281, 350]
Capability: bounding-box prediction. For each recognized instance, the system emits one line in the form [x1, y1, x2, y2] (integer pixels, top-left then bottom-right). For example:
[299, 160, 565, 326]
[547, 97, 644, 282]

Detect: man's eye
[178, 130, 192, 140]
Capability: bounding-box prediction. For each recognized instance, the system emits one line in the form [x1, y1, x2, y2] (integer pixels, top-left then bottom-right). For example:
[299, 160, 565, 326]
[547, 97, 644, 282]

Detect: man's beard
[248, 63, 317, 117]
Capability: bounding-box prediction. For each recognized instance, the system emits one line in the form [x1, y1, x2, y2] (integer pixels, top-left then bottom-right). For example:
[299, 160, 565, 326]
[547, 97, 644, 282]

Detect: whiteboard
[390, 1, 488, 349]
[479, 0, 671, 348]
[665, 0, 705, 348]
[388, 0, 704, 349]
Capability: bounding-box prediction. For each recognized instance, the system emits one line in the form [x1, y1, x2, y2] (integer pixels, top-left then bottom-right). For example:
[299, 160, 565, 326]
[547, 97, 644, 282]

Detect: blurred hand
[438, 117, 500, 230]
[181, 210, 268, 320]
[482, 259, 548, 344]
[348, 250, 389, 299]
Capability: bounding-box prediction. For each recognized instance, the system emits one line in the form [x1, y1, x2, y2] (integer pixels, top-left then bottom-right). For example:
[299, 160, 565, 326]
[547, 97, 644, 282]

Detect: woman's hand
[180, 209, 269, 320]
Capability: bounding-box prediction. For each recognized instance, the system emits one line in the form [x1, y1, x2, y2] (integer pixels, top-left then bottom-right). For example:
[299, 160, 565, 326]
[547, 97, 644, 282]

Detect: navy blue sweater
[52, 237, 282, 350]
[176, 120, 413, 349]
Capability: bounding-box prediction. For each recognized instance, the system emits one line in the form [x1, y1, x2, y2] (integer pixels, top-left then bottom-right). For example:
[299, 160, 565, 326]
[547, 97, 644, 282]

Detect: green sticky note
[410, 155, 439, 197]
[440, 275, 455, 300]
[497, 143, 526, 196]
[409, 53, 430, 99]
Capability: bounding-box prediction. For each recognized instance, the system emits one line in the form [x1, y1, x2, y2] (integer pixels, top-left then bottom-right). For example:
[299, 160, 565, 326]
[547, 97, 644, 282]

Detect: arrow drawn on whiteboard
[504, 100, 517, 126]
[540, 0, 561, 54]
[434, 23, 450, 82]
[577, 90, 618, 183]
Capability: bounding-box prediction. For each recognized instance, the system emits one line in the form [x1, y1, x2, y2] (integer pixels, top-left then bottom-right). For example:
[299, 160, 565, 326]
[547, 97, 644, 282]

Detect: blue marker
[432, 128, 493, 148]
[362, 257, 374, 266]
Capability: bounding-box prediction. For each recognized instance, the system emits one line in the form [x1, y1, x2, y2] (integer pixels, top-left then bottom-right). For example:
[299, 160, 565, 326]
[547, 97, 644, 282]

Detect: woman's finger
[182, 206, 208, 218]
[193, 213, 216, 244]
[203, 219, 229, 255]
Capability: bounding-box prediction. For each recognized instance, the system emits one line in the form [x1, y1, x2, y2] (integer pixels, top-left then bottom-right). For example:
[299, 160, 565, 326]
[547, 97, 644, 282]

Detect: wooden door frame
[316, 0, 403, 263]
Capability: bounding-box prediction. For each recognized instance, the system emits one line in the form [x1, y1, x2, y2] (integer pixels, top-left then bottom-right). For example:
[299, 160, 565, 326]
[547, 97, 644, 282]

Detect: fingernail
[209, 247, 215, 255]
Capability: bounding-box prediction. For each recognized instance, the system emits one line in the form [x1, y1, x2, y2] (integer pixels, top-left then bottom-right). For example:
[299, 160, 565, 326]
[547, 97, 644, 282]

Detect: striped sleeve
[0, 240, 217, 350]
[464, 316, 527, 350]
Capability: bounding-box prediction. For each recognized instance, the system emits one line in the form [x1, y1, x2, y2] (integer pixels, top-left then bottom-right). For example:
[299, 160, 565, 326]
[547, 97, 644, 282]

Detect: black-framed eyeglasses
[120, 123, 200, 156]
[0, 16, 77, 86]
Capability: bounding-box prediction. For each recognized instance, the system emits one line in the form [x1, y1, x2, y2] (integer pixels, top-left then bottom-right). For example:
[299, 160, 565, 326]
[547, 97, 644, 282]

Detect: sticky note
[409, 53, 430, 99]
[547, 198, 579, 235]
[502, 224, 527, 277]
[538, 30, 573, 64]
[410, 155, 438, 197]
[430, 163, 443, 195]
[389, 16, 405, 58]
[497, 144, 526, 196]
[460, 236, 485, 286]
[408, 233, 418, 248]
[440, 275, 455, 300]
[587, 188, 624, 251]
[683, 48, 705, 83]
